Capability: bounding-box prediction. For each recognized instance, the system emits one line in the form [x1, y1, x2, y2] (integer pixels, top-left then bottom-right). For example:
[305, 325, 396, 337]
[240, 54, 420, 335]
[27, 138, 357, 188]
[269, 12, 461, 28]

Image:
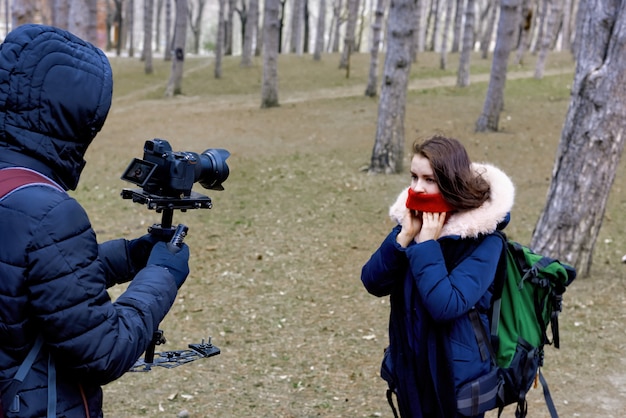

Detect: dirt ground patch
[73, 52, 626, 417]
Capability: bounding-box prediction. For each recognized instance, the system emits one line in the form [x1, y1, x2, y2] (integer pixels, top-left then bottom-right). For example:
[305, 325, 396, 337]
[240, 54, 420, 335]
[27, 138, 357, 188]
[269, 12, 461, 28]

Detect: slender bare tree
[451, 0, 464, 52]
[475, 0, 521, 132]
[368, 0, 415, 174]
[155, 0, 163, 52]
[189, 0, 207, 54]
[329, 0, 344, 52]
[531, 0, 626, 275]
[480, 0, 498, 58]
[144, 0, 155, 74]
[339, 0, 361, 69]
[290, 0, 305, 53]
[241, 0, 259, 65]
[534, 0, 562, 78]
[165, 0, 188, 97]
[364, 0, 386, 96]
[514, 0, 535, 65]
[216, 0, 226, 78]
[440, 0, 455, 69]
[67, 0, 98, 43]
[313, 0, 327, 60]
[261, 0, 280, 108]
[165, 0, 173, 60]
[457, 0, 475, 87]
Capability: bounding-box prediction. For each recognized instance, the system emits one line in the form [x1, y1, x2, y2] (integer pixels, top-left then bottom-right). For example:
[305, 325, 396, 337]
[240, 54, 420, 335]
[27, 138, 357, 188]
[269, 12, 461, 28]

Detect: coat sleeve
[98, 239, 133, 288]
[405, 234, 502, 322]
[27, 195, 178, 383]
[361, 226, 409, 297]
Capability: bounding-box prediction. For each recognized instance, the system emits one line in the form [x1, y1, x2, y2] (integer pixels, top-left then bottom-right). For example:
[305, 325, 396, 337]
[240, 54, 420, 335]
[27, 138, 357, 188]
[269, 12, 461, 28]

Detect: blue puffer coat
[0, 25, 179, 417]
[361, 163, 515, 418]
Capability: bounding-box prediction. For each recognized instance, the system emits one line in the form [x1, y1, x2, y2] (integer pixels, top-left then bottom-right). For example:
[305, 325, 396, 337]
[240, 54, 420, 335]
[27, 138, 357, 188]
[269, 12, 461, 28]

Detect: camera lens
[195, 148, 230, 190]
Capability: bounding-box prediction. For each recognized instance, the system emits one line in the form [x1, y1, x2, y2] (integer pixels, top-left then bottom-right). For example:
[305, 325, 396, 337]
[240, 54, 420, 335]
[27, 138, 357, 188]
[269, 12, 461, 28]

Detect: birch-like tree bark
[165, 0, 172, 60]
[144, 0, 154, 74]
[514, 0, 535, 65]
[155, 0, 163, 52]
[457, 0, 475, 87]
[330, 0, 344, 52]
[475, 0, 520, 132]
[261, 0, 280, 108]
[364, 0, 386, 96]
[531, 0, 626, 275]
[241, 0, 259, 65]
[480, 0, 498, 58]
[534, 0, 562, 78]
[189, 0, 207, 54]
[313, 0, 327, 60]
[290, 0, 305, 53]
[165, 0, 188, 97]
[68, 0, 98, 43]
[215, 0, 226, 78]
[368, 0, 415, 174]
[451, 0, 464, 52]
[440, 0, 455, 69]
[339, 0, 361, 69]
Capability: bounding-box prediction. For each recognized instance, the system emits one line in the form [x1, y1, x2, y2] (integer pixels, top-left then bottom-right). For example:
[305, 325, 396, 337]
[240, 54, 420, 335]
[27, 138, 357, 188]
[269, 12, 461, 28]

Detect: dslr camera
[122, 138, 230, 198]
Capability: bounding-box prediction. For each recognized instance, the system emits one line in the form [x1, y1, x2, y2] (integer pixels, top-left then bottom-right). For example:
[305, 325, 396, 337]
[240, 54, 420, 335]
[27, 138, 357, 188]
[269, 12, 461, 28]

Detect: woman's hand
[396, 209, 423, 248]
[417, 212, 446, 243]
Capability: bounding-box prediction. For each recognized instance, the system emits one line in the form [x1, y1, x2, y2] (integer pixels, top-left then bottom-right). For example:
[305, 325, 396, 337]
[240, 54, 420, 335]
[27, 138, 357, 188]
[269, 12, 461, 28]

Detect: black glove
[147, 241, 190, 288]
[128, 233, 160, 273]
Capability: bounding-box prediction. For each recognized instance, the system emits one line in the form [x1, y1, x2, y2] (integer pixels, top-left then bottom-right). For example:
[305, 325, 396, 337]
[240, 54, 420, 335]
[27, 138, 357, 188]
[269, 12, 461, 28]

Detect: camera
[122, 139, 230, 197]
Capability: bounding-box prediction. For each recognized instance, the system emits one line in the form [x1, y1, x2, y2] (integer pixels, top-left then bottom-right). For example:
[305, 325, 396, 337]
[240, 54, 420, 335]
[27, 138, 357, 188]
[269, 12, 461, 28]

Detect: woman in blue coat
[361, 135, 515, 417]
[0, 25, 190, 417]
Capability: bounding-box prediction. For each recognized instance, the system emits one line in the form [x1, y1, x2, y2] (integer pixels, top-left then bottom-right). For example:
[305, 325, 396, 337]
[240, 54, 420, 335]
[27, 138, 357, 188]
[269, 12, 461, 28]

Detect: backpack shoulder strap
[0, 167, 64, 199]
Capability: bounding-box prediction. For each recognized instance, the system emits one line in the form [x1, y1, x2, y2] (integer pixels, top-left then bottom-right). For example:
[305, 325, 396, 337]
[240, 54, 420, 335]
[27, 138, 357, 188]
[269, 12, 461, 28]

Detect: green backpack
[457, 231, 577, 418]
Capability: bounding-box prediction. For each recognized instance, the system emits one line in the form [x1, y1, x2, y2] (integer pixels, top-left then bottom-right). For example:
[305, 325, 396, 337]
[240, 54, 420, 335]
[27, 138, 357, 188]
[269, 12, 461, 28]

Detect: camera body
[122, 139, 230, 198]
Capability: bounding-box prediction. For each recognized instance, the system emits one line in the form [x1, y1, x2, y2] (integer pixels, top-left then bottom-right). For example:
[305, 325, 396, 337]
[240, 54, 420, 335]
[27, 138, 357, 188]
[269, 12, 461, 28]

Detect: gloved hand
[128, 233, 160, 273]
[147, 241, 190, 288]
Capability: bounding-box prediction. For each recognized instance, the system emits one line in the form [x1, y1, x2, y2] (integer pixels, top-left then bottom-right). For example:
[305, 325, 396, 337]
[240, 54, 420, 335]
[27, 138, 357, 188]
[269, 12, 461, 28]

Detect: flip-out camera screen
[121, 158, 158, 187]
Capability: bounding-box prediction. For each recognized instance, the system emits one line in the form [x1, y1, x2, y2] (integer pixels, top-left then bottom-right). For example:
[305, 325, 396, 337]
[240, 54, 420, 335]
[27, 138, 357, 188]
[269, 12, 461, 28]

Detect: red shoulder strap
[0, 167, 64, 199]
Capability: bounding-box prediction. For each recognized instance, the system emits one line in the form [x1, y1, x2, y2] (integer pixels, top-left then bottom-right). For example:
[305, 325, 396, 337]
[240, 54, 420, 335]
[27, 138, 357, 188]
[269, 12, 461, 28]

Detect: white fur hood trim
[389, 163, 515, 239]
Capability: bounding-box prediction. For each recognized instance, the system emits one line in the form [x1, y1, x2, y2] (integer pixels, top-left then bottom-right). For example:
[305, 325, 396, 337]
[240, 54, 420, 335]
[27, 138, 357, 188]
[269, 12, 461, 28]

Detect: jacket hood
[0, 24, 113, 190]
[389, 163, 515, 238]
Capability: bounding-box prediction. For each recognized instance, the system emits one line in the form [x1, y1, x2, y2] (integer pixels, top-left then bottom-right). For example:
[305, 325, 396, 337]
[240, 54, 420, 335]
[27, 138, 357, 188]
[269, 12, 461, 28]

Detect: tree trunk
[457, 0, 475, 87]
[364, 0, 386, 96]
[534, 0, 562, 78]
[144, 0, 154, 74]
[451, 0, 464, 52]
[12, 0, 37, 27]
[339, 0, 360, 69]
[514, 0, 535, 65]
[215, 0, 226, 78]
[561, 0, 573, 51]
[530, 0, 626, 276]
[165, 0, 187, 97]
[314, 0, 327, 60]
[68, 0, 98, 43]
[127, 0, 135, 57]
[475, 0, 520, 132]
[242, 0, 259, 65]
[290, 0, 304, 53]
[412, 0, 425, 57]
[261, 0, 280, 108]
[330, 0, 344, 52]
[440, 0, 455, 69]
[480, 0, 498, 58]
[165, 0, 172, 60]
[189, 0, 206, 55]
[368, 0, 415, 174]
[155, 0, 163, 52]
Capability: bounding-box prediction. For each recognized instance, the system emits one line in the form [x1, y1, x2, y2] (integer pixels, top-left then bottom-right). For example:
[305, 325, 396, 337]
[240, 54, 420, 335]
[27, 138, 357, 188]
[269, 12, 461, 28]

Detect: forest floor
[75, 52, 626, 417]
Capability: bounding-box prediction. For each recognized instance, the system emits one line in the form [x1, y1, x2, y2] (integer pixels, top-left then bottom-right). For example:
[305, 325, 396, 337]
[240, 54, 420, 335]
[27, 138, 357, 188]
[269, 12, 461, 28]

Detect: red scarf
[405, 188, 455, 213]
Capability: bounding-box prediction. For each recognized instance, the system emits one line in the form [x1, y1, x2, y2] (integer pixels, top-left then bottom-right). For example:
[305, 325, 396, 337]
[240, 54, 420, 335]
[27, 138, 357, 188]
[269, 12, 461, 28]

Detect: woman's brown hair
[413, 135, 490, 210]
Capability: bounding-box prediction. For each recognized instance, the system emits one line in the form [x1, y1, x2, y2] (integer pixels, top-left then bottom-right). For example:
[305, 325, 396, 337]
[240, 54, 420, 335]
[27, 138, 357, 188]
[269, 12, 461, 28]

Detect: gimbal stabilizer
[121, 188, 221, 372]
